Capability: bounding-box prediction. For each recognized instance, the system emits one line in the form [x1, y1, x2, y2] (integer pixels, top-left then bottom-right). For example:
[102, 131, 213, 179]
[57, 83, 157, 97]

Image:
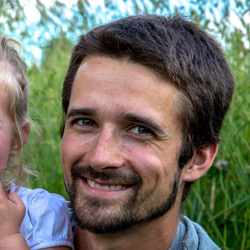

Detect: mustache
[71, 164, 142, 186]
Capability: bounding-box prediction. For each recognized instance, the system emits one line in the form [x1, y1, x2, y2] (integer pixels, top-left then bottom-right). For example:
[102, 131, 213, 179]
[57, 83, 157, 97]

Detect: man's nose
[85, 128, 125, 171]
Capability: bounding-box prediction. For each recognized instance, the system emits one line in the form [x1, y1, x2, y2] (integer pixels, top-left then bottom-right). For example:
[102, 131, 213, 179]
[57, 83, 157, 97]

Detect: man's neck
[73, 208, 180, 250]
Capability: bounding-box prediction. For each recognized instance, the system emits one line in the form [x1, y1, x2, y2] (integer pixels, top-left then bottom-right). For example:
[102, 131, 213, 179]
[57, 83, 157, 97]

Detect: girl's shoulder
[16, 185, 68, 209]
[12, 185, 73, 249]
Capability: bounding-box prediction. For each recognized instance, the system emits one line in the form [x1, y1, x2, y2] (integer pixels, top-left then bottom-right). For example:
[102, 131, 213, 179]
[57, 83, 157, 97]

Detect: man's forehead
[72, 56, 179, 98]
[69, 56, 182, 127]
[76, 55, 165, 84]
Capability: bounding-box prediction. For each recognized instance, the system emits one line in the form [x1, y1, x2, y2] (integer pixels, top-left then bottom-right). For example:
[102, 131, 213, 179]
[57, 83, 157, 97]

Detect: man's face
[61, 56, 185, 234]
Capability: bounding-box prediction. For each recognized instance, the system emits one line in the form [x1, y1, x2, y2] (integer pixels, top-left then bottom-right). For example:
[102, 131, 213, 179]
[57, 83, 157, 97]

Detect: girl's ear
[21, 122, 30, 146]
[182, 144, 218, 182]
[9, 122, 30, 157]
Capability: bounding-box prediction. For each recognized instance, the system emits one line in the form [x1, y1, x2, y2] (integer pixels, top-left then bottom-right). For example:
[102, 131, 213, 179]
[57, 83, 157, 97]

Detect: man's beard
[66, 165, 181, 234]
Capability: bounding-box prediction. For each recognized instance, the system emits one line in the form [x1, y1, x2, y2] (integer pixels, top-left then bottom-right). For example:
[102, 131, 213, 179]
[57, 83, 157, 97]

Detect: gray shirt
[69, 205, 220, 249]
[169, 216, 220, 250]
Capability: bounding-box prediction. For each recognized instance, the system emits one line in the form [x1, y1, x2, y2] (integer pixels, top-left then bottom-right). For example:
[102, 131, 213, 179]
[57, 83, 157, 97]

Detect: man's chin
[68, 168, 181, 234]
[72, 204, 135, 234]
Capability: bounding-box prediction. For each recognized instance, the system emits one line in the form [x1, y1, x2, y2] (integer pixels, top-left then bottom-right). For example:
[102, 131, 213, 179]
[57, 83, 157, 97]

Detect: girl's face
[0, 92, 18, 179]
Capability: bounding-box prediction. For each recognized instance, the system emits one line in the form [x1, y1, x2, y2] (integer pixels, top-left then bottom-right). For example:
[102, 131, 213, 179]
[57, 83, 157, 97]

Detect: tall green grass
[23, 32, 250, 249]
[184, 83, 250, 249]
[184, 30, 250, 248]
[23, 35, 73, 198]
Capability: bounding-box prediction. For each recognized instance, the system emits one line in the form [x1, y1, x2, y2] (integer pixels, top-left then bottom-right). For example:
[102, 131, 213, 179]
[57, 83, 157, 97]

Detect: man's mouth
[86, 179, 128, 191]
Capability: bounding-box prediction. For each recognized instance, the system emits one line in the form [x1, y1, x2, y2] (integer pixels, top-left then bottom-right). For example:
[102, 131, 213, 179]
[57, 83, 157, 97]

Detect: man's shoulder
[169, 215, 221, 250]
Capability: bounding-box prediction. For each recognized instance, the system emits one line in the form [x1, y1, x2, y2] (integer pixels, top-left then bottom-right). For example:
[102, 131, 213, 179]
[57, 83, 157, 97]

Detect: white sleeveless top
[11, 185, 74, 249]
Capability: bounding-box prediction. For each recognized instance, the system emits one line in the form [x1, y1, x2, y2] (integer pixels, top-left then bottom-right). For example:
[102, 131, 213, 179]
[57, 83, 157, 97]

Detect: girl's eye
[128, 125, 154, 137]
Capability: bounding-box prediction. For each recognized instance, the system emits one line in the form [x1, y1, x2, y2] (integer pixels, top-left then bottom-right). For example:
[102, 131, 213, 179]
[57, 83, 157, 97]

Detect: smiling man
[60, 15, 234, 250]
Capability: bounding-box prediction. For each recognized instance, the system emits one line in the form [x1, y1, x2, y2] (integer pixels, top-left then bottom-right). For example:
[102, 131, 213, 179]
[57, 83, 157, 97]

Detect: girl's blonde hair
[0, 36, 32, 191]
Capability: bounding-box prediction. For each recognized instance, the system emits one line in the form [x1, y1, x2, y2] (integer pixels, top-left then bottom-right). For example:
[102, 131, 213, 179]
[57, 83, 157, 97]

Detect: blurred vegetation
[1, 0, 250, 249]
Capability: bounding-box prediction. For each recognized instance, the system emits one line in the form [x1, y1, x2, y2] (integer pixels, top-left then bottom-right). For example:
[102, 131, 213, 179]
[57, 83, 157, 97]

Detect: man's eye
[75, 118, 96, 127]
[129, 126, 154, 136]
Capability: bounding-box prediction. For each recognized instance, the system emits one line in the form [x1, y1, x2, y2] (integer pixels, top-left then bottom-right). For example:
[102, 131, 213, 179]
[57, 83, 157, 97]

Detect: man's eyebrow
[66, 108, 97, 119]
[121, 112, 166, 135]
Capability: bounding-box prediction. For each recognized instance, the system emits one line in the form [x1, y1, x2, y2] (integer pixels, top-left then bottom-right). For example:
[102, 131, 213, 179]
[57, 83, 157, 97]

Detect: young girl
[0, 37, 73, 249]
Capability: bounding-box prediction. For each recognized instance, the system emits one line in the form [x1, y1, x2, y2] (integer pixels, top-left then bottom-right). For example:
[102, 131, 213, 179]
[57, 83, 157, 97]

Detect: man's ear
[9, 122, 30, 157]
[182, 144, 218, 182]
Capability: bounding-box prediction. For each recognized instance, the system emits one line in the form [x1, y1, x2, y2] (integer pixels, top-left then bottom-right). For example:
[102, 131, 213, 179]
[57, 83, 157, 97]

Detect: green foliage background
[1, 0, 250, 249]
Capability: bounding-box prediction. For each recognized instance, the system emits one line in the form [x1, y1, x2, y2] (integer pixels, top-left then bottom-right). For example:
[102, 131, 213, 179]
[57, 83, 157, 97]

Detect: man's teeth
[87, 179, 126, 190]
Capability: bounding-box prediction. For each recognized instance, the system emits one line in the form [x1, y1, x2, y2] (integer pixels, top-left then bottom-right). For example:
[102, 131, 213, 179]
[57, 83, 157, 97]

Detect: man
[60, 14, 234, 249]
